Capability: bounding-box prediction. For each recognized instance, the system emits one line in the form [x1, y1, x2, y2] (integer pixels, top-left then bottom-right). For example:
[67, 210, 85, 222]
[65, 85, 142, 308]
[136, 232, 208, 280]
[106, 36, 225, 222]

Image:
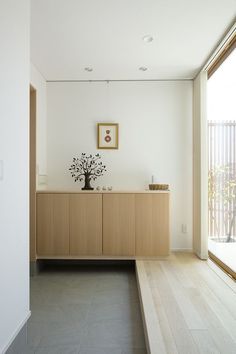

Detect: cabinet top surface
[36, 189, 170, 194]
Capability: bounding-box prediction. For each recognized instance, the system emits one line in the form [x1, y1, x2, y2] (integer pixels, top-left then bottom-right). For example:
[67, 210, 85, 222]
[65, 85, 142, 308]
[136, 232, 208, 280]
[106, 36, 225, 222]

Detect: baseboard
[30, 260, 42, 276]
[2, 311, 31, 354]
[195, 250, 208, 260]
[171, 248, 193, 252]
[30, 261, 37, 276]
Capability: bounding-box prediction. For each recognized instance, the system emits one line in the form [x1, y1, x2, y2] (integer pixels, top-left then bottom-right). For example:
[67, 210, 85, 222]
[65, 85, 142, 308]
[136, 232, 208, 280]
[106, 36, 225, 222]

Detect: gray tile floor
[26, 263, 147, 354]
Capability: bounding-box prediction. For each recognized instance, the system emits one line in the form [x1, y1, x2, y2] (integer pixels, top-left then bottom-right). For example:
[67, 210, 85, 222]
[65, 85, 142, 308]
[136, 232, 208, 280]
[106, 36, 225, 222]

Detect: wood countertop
[36, 189, 170, 194]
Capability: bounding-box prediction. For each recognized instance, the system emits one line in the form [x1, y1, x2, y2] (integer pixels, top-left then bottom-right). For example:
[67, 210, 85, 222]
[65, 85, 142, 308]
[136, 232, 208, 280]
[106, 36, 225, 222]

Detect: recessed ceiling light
[139, 66, 148, 71]
[142, 35, 154, 43]
[84, 67, 93, 72]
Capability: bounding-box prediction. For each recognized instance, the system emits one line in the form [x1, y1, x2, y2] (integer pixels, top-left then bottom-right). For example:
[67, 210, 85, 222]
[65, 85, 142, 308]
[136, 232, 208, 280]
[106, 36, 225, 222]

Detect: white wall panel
[46, 81, 193, 250]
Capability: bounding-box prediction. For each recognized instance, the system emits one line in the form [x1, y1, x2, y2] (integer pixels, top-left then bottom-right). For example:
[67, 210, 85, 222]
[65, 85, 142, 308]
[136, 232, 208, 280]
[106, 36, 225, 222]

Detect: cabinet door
[103, 194, 135, 256]
[36, 194, 69, 256]
[70, 194, 102, 255]
[135, 194, 169, 256]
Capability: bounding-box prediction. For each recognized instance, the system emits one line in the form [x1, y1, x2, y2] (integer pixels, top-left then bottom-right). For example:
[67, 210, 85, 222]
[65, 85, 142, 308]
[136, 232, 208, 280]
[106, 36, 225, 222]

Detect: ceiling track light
[84, 67, 93, 72]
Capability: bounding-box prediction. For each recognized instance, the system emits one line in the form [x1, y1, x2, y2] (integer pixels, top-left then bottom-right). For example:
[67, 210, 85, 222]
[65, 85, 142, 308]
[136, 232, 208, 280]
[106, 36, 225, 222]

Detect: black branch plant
[69, 153, 106, 190]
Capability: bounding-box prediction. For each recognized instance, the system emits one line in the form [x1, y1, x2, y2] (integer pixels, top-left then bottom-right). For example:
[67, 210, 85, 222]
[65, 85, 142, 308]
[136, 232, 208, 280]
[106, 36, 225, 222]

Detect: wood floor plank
[136, 253, 236, 354]
[193, 259, 236, 316]
[144, 263, 178, 354]
[168, 256, 236, 353]
[190, 330, 220, 354]
[136, 261, 167, 354]
[147, 261, 200, 354]
[153, 306, 178, 354]
[186, 287, 236, 354]
[159, 261, 207, 330]
[174, 253, 236, 349]
[179, 260, 236, 340]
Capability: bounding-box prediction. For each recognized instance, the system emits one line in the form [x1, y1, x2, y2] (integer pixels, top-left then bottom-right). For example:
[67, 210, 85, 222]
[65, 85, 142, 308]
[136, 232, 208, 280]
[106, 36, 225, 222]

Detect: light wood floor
[136, 253, 236, 354]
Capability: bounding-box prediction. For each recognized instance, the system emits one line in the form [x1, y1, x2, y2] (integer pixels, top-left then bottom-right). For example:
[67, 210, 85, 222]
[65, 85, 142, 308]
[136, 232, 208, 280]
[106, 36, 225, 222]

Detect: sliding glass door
[207, 43, 236, 277]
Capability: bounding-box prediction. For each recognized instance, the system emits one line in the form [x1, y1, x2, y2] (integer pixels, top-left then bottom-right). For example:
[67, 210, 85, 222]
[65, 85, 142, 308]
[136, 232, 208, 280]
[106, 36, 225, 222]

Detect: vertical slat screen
[208, 120, 236, 241]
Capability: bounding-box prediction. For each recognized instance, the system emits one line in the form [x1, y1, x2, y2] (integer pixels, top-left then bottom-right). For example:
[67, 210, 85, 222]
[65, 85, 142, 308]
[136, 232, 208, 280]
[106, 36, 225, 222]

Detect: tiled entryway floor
[27, 263, 147, 354]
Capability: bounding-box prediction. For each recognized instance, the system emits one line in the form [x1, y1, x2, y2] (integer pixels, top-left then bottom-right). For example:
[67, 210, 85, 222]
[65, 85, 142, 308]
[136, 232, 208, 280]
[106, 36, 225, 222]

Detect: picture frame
[97, 123, 119, 149]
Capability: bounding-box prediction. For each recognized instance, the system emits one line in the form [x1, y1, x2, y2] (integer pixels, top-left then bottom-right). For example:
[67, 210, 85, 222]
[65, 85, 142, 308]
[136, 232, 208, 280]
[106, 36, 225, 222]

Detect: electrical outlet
[38, 174, 48, 185]
[181, 224, 187, 234]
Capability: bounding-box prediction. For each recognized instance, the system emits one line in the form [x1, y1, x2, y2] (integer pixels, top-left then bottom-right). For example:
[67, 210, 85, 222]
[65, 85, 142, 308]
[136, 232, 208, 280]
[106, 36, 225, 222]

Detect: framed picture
[97, 123, 119, 149]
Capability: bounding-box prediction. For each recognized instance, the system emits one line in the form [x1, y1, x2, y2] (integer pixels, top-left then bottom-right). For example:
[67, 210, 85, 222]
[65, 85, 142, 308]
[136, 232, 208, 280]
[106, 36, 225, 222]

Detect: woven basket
[149, 183, 169, 191]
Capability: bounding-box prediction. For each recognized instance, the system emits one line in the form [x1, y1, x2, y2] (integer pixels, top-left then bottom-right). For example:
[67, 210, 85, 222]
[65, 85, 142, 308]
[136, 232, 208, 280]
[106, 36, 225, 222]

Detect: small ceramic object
[96, 186, 101, 191]
[102, 186, 107, 191]
[108, 186, 113, 191]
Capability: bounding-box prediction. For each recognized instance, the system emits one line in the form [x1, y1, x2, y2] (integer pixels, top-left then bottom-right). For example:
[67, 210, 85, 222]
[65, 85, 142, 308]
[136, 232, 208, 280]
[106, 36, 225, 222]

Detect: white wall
[30, 64, 47, 186]
[47, 81, 193, 250]
[0, 0, 30, 352]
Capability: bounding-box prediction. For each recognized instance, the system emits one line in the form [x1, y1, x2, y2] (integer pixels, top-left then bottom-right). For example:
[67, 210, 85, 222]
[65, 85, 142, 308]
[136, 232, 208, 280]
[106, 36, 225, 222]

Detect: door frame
[30, 85, 37, 264]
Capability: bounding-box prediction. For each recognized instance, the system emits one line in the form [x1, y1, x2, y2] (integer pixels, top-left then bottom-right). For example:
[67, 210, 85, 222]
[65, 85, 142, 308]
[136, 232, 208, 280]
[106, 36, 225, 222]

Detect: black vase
[82, 174, 94, 190]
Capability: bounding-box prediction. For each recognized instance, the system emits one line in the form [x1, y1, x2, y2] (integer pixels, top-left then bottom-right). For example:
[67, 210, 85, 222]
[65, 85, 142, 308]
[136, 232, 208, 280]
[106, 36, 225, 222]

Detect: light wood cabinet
[36, 194, 69, 256]
[70, 194, 102, 255]
[135, 194, 169, 256]
[103, 194, 135, 256]
[36, 191, 170, 258]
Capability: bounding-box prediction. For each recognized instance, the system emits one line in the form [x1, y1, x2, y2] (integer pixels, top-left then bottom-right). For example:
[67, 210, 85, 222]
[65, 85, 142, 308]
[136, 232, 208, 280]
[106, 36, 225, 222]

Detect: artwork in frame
[97, 123, 119, 149]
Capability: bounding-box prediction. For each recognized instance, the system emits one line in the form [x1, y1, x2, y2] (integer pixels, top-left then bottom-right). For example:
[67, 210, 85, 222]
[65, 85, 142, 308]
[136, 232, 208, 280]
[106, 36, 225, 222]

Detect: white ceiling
[30, 0, 236, 81]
